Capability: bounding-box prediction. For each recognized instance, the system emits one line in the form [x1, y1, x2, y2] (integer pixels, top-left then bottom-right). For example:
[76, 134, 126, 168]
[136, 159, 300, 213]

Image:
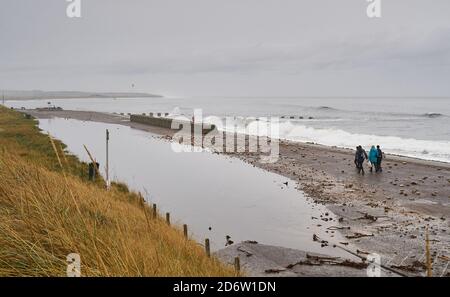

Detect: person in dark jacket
[376, 145, 383, 172]
[355, 146, 368, 175]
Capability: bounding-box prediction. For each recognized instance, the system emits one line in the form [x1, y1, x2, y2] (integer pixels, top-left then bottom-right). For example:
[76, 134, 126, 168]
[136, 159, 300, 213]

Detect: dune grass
[0, 107, 235, 276]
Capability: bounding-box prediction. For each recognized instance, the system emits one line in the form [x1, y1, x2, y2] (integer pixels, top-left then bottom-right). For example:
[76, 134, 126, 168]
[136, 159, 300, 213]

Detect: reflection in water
[39, 118, 349, 256]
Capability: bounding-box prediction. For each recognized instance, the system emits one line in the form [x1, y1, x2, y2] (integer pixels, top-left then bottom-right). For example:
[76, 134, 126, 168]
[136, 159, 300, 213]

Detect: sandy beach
[23, 109, 450, 277]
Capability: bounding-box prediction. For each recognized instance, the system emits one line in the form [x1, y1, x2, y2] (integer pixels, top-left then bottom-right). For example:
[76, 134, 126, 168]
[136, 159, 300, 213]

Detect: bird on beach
[225, 235, 234, 246]
[283, 181, 288, 186]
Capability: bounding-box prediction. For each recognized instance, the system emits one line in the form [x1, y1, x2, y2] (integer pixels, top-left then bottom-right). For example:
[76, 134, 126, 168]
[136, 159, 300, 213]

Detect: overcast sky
[1, 0, 450, 97]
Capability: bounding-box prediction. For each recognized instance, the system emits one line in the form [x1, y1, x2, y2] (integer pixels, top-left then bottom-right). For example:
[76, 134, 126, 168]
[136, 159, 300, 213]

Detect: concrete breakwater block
[130, 114, 216, 134]
[280, 116, 311, 120]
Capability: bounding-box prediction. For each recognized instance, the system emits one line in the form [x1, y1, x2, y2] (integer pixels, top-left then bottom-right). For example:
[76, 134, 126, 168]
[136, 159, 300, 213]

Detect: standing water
[38, 118, 349, 257]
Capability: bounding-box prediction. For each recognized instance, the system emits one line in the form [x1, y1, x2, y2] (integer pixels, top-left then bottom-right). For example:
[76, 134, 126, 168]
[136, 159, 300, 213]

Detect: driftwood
[327, 226, 351, 231]
[390, 261, 426, 273]
[237, 247, 253, 257]
[345, 232, 374, 239]
[264, 268, 286, 274]
[285, 254, 367, 270]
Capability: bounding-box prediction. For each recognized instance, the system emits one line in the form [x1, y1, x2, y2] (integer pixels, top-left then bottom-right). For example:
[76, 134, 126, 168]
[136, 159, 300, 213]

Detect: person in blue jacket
[368, 145, 378, 173]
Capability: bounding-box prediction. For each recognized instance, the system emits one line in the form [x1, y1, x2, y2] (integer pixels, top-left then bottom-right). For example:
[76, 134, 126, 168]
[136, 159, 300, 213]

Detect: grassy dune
[0, 107, 235, 276]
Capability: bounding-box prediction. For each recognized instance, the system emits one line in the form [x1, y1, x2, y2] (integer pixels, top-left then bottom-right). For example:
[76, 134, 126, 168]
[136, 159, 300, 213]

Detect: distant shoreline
[1, 90, 163, 101]
[20, 109, 450, 167]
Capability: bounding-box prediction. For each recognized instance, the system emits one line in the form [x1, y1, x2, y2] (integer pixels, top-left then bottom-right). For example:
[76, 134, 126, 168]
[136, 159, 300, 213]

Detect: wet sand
[24, 109, 450, 277]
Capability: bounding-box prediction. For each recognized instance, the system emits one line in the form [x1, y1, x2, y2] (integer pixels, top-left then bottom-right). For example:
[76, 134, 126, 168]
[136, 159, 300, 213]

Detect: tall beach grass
[0, 107, 235, 276]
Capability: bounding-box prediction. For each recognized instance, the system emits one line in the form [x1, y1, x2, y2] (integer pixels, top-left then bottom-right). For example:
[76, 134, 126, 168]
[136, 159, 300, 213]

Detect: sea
[6, 97, 450, 163]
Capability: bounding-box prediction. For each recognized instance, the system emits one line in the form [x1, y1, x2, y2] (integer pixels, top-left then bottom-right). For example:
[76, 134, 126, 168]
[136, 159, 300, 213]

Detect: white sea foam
[220, 119, 450, 163]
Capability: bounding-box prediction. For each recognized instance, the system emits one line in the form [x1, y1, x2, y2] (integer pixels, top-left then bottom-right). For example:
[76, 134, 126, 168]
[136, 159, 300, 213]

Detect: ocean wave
[316, 106, 337, 111]
[221, 120, 450, 163]
[421, 112, 445, 118]
[280, 124, 450, 163]
[305, 105, 448, 119]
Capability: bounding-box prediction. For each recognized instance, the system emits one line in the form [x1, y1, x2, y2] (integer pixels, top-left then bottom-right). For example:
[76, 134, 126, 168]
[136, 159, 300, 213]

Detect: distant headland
[1, 90, 163, 100]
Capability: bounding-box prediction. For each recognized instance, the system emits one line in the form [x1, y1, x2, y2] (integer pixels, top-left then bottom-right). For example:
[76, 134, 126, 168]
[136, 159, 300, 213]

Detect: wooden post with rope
[83, 145, 100, 181]
[106, 129, 110, 190]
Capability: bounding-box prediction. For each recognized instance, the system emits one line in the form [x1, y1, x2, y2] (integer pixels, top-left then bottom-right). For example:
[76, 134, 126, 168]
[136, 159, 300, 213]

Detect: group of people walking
[354, 145, 384, 175]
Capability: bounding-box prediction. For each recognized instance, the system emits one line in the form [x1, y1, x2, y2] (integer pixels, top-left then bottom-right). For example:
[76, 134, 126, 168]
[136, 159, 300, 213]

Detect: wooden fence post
[205, 239, 210, 257]
[183, 224, 188, 239]
[234, 257, 240, 273]
[166, 213, 170, 225]
[152, 204, 157, 219]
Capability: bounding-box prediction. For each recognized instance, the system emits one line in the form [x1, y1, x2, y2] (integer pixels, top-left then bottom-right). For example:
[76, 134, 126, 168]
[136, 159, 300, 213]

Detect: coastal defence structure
[130, 114, 216, 134]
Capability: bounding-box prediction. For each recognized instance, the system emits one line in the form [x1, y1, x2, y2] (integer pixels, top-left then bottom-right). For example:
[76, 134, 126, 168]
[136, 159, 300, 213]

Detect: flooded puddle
[39, 118, 349, 256]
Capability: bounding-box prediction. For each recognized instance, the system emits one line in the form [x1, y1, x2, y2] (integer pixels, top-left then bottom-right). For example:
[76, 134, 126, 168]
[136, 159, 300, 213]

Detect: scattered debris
[345, 232, 374, 239]
[391, 261, 426, 272]
[237, 247, 253, 257]
[327, 226, 351, 231]
[243, 240, 258, 244]
[225, 235, 234, 246]
[306, 254, 340, 261]
[285, 254, 367, 270]
[356, 249, 370, 255]
[265, 268, 286, 274]
[438, 255, 450, 261]
[356, 212, 379, 222]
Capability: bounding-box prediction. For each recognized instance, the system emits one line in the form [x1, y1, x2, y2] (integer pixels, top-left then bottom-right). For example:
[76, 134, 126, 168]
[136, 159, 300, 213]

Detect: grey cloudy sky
[1, 0, 450, 97]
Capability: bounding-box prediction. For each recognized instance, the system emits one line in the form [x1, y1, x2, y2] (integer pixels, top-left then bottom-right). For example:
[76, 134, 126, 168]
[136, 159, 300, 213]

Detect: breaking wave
[278, 123, 450, 163]
[222, 120, 450, 163]
[422, 112, 444, 118]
